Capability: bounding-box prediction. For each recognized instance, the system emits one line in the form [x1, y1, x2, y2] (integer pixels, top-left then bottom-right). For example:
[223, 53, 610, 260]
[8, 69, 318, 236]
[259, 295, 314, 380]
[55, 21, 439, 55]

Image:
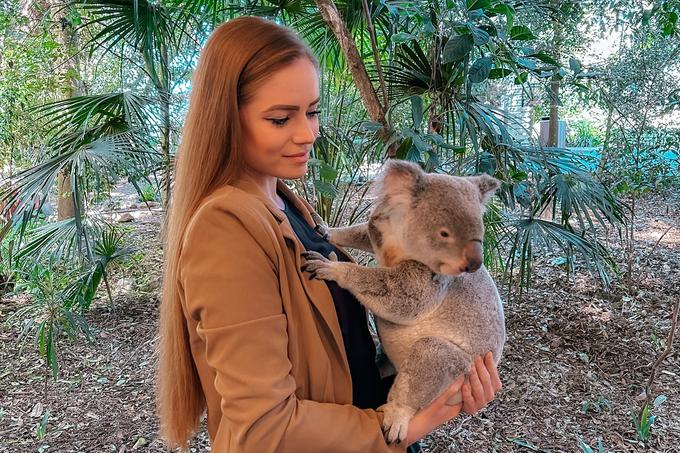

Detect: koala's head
[373, 160, 499, 276]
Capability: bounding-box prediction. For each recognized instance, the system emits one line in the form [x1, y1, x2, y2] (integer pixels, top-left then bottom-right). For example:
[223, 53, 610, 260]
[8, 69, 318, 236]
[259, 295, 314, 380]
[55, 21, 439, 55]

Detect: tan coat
[178, 178, 406, 452]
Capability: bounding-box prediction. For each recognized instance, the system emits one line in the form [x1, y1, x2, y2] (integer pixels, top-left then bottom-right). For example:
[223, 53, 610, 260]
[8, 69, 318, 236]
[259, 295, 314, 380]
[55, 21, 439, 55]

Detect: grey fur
[301, 160, 506, 443]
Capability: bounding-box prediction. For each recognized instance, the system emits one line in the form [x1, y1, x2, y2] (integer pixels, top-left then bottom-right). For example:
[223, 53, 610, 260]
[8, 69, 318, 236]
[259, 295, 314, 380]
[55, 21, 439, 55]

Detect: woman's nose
[293, 118, 318, 144]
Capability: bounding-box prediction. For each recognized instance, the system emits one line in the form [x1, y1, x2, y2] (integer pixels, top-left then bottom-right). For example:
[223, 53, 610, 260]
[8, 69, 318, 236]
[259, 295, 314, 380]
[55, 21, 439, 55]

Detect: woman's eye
[439, 230, 450, 238]
[269, 110, 319, 127]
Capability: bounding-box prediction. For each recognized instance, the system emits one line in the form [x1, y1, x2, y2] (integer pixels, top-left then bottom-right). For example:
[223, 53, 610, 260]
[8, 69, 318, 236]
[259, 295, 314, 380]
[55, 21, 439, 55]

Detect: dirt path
[1, 188, 678, 452]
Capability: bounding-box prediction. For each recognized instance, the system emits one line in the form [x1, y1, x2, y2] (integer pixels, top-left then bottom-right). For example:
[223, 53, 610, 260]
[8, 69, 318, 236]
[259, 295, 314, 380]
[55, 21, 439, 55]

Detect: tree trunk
[54, 2, 84, 220]
[547, 7, 562, 148]
[57, 170, 75, 220]
[159, 43, 172, 213]
[313, 0, 396, 155]
[597, 104, 615, 173]
[548, 77, 560, 147]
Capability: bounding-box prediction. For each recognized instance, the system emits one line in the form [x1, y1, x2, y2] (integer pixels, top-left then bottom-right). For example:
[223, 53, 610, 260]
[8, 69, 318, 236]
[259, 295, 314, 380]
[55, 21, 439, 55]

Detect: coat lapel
[231, 178, 351, 384]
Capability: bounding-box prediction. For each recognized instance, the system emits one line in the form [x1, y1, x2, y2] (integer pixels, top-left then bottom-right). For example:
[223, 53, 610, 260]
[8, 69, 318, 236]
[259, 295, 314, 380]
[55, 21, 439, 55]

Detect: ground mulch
[1, 189, 678, 453]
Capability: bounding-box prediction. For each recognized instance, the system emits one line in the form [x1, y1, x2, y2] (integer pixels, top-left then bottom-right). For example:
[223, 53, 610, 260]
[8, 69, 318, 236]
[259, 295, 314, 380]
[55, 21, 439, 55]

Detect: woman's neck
[240, 170, 285, 210]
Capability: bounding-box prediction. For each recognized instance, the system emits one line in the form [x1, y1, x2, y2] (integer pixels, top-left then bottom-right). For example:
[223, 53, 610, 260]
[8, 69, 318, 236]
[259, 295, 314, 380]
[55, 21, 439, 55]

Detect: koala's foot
[300, 250, 344, 282]
[378, 402, 415, 444]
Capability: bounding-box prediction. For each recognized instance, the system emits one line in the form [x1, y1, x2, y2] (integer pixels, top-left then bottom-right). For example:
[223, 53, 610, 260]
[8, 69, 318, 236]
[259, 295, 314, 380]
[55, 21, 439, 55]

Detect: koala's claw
[301, 250, 342, 282]
[311, 212, 332, 241]
[379, 403, 415, 444]
[314, 224, 331, 241]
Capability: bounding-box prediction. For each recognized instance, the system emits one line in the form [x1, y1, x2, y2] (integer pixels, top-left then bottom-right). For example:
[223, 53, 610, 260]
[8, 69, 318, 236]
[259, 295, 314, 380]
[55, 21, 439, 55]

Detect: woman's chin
[278, 164, 309, 180]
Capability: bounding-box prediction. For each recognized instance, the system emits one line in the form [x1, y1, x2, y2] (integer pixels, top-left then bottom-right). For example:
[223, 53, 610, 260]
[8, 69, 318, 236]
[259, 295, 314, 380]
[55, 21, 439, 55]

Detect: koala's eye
[439, 229, 450, 238]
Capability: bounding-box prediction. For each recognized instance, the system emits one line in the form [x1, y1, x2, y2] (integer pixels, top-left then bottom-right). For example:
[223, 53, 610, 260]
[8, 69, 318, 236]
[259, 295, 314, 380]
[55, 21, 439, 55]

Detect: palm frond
[77, 0, 176, 52]
[502, 217, 617, 292]
[536, 172, 627, 230]
[32, 92, 157, 137]
[1, 129, 158, 219]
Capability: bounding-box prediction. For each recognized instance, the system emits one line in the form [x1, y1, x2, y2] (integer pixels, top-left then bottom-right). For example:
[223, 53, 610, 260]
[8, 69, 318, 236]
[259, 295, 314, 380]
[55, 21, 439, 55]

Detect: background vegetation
[1, 0, 678, 451]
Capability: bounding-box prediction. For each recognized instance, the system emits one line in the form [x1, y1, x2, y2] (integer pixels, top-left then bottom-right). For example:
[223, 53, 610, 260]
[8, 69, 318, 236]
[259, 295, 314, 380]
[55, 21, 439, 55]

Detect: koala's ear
[377, 159, 424, 199]
[471, 174, 500, 204]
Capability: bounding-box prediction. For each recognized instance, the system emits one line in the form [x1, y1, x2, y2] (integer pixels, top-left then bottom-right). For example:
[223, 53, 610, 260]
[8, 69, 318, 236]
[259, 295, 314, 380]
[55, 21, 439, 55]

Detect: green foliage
[35, 410, 50, 440]
[577, 436, 608, 453]
[139, 183, 159, 202]
[1, 0, 677, 382]
[605, 128, 680, 196]
[3, 223, 130, 378]
[632, 395, 667, 443]
[567, 120, 603, 147]
[642, 1, 680, 36]
[0, 0, 63, 170]
[634, 404, 656, 442]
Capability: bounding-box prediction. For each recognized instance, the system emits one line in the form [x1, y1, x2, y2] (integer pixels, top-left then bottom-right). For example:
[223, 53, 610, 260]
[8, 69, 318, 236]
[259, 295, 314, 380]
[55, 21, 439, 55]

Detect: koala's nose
[462, 241, 483, 273]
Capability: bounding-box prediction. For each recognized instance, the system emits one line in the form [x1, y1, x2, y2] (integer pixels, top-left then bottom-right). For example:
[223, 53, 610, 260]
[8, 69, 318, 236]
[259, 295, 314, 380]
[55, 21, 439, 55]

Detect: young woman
[157, 16, 502, 452]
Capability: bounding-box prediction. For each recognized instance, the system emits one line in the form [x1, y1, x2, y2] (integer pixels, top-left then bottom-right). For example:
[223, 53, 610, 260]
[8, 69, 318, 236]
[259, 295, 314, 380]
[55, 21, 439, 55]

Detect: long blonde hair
[157, 16, 317, 449]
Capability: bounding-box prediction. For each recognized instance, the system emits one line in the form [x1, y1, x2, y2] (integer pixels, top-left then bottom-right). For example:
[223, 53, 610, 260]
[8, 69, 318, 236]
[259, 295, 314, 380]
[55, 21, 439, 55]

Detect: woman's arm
[179, 201, 406, 453]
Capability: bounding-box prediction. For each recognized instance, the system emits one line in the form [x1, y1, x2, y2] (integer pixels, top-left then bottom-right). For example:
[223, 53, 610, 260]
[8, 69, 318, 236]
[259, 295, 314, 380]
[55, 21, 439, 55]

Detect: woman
[157, 16, 502, 452]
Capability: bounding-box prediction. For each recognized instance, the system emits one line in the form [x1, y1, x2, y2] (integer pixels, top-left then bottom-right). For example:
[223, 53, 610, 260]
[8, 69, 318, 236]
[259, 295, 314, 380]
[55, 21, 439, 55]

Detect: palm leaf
[33, 92, 156, 137]
[502, 217, 617, 293]
[536, 172, 627, 230]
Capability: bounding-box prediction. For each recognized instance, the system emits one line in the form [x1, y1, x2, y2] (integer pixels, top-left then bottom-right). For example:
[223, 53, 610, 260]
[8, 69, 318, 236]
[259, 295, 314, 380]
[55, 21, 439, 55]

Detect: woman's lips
[284, 152, 308, 163]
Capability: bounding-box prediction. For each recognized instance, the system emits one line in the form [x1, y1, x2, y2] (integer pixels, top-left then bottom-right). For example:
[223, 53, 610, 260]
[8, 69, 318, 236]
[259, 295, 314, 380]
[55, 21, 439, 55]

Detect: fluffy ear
[471, 174, 500, 204]
[375, 159, 424, 199]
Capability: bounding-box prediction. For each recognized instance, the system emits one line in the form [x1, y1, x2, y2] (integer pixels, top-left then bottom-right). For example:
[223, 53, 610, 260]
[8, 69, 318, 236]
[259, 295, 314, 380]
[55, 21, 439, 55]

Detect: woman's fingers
[467, 360, 484, 406]
[443, 374, 465, 401]
[462, 352, 503, 415]
[474, 356, 494, 401]
[484, 351, 503, 392]
[461, 383, 474, 412]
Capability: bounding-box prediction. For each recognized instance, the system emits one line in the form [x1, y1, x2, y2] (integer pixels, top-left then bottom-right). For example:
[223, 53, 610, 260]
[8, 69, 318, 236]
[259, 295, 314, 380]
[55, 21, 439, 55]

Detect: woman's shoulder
[185, 184, 279, 241]
[199, 184, 274, 216]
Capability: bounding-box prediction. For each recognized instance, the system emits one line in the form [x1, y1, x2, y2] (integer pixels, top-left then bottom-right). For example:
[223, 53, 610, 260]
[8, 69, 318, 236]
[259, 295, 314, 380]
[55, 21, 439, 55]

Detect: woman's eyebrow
[263, 97, 320, 112]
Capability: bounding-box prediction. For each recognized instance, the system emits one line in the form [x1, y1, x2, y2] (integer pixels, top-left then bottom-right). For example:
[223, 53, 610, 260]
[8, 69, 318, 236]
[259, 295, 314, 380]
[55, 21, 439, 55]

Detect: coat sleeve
[179, 199, 407, 453]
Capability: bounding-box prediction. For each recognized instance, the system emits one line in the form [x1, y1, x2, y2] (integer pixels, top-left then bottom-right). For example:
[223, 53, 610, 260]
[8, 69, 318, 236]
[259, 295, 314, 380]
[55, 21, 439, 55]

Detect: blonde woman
[157, 16, 502, 453]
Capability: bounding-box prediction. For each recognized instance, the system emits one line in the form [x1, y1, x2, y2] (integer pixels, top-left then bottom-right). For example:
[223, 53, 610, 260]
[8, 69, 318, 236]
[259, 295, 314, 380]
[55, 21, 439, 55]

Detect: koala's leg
[328, 222, 374, 253]
[379, 337, 471, 443]
[301, 254, 441, 324]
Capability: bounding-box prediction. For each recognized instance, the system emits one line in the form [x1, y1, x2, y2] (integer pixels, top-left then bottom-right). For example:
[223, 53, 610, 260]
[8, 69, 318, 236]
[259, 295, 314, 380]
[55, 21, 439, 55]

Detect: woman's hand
[461, 351, 502, 415]
[404, 351, 502, 445]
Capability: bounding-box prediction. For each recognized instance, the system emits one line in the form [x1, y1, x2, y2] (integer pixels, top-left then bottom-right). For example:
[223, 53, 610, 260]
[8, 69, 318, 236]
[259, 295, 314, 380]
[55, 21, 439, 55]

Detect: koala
[301, 160, 506, 444]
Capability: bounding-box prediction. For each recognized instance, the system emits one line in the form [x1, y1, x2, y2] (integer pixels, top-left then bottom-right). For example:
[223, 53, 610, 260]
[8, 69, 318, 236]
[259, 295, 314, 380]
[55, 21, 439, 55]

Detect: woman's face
[239, 58, 320, 181]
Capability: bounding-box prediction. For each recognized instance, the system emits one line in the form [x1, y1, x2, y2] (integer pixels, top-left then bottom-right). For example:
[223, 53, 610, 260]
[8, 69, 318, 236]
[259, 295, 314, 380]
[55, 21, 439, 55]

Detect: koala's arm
[302, 254, 442, 324]
[328, 222, 374, 253]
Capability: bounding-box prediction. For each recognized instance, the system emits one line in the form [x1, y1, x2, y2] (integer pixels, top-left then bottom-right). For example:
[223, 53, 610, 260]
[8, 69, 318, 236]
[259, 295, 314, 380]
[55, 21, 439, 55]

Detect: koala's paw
[311, 213, 331, 241]
[300, 250, 342, 282]
[378, 402, 415, 444]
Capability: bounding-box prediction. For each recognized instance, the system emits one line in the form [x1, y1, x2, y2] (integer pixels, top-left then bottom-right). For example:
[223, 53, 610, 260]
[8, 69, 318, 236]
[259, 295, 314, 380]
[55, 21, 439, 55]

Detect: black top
[281, 196, 385, 409]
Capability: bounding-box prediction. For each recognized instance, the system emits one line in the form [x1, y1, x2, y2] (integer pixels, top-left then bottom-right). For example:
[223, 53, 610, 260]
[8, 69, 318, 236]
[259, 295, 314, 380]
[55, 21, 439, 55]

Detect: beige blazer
[178, 178, 406, 452]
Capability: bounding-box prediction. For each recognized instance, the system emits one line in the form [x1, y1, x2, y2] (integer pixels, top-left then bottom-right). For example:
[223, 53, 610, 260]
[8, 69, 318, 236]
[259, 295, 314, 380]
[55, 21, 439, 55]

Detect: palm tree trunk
[159, 42, 172, 212]
[160, 90, 171, 210]
[54, 2, 84, 220]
